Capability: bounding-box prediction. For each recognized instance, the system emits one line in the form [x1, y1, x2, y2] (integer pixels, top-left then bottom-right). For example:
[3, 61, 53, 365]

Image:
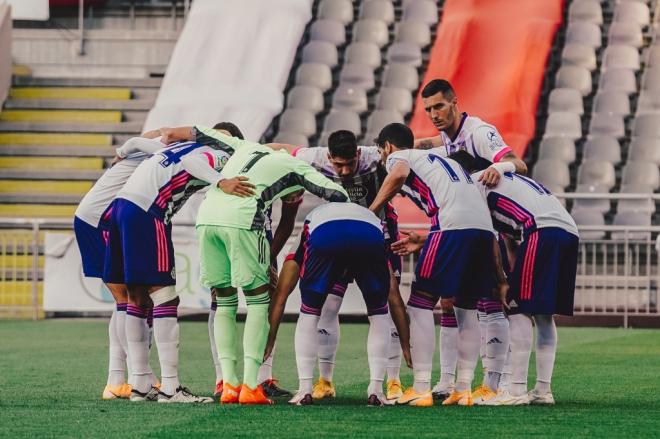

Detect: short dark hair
[421, 79, 455, 99]
[328, 130, 358, 159]
[213, 122, 244, 140]
[376, 123, 414, 149]
[448, 150, 477, 173]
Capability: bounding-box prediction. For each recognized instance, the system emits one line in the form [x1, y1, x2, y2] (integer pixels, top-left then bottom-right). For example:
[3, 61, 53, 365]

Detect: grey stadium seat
[295, 63, 332, 91]
[353, 19, 390, 48]
[628, 138, 660, 164]
[582, 136, 621, 165]
[599, 68, 637, 95]
[602, 45, 640, 72]
[608, 22, 643, 48]
[622, 161, 660, 190]
[588, 113, 625, 140]
[532, 159, 570, 190]
[572, 184, 611, 214]
[617, 184, 656, 214]
[403, 0, 439, 26]
[366, 110, 405, 138]
[636, 91, 660, 114]
[642, 67, 660, 91]
[593, 91, 631, 116]
[359, 0, 395, 25]
[543, 112, 582, 140]
[570, 208, 605, 240]
[318, 0, 353, 25]
[382, 63, 420, 91]
[323, 110, 362, 135]
[561, 43, 597, 71]
[538, 137, 577, 163]
[612, 211, 652, 241]
[376, 87, 414, 116]
[566, 22, 602, 48]
[286, 85, 325, 115]
[310, 19, 346, 46]
[387, 43, 423, 67]
[301, 41, 338, 68]
[396, 20, 431, 47]
[279, 109, 317, 138]
[548, 88, 584, 114]
[332, 86, 368, 114]
[568, 0, 603, 25]
[632, 114, 660, 137]
[340, 64, 375, 91]
[613, 1, 650, 27]
[577, 160, 616, 189]
[273, 131, 309, 148]
[555, 66, 592, 96]
[345, 42, 382, 70]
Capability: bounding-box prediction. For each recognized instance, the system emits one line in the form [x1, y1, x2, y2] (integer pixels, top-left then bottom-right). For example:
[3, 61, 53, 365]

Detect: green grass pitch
[1, 320, 660, 438]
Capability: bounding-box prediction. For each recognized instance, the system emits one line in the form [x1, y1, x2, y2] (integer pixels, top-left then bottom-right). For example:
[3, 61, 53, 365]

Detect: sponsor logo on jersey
[508, 299, 518, 308]
[346, 184, 368, 202]
[487, 130, 504, 149]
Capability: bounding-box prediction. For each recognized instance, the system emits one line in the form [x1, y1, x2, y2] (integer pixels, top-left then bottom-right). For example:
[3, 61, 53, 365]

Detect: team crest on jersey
[171, 267, 176, 280]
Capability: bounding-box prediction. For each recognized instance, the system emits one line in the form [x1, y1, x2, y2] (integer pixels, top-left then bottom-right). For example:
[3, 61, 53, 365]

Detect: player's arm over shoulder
[370, 154, 410, 213]
[414, 135, 443, 150]
[474, 125, 527, 175]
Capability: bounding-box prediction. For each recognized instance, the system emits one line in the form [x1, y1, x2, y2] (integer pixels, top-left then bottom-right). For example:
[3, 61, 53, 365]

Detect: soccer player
[414, 79, 526, 400]
[264, 202, 412, 406]
[74, 134, 170, 400]
[103, 123, 251, 403]
[196, 138, 349, 405]
[370, 123, 507, 407]
[269, 130, 405, 401]
[450, 150, 579, 405]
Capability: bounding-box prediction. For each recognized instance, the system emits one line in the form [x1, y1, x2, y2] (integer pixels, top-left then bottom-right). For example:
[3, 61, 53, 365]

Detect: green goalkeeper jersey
[195, 130, 349, 230]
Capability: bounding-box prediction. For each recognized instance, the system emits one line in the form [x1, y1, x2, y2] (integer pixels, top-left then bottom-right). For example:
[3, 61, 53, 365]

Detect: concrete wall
[0, 3, 11, 105]
[11, 28, 179, 78]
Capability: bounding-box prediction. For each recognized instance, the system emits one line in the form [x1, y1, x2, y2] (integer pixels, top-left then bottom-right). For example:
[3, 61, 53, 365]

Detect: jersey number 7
[240, 151, 270, 173]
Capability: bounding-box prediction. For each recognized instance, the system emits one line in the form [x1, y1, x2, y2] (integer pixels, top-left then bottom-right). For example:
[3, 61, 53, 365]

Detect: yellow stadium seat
[10, 87, 132, 100]
[0, 180, 92, 195]
[0, 133, 112, 146]
[0, 157, 103, 170]
[0, 110, 122, 123]
[0, 204, 77, 217]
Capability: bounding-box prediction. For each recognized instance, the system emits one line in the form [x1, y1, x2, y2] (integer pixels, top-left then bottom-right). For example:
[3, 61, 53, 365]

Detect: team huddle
[73, 79, 579, 406]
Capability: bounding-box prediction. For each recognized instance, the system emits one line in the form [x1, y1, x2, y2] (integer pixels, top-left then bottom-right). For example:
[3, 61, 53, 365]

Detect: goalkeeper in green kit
[192, 126, 349, 405]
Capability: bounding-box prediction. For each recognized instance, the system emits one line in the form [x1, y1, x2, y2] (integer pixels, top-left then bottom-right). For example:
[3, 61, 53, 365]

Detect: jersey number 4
[159, 143, 202, 167]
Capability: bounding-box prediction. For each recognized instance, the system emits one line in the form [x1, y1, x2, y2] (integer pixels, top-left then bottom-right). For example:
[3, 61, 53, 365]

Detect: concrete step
[0, 121, 143, 134]
[0, 156, 104, 170]
[0, 132, 112, 146]
[9, 87, 132, 100]
[12, 76, 162, 88]
[0, 145, 115, 157]
[0, 204, 78, 218]
[5, 98, 154, 111]
[0, 169, 104, 180]
[0, 110, 123, 123]
[0, 194, 83, 204]
[0, 180, 92, 195]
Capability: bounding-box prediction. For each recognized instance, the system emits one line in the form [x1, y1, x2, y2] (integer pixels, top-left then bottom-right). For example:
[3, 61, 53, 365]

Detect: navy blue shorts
[411, 228, 496, 309]
[299, 220, 389, 316]
[508, 227, 578, 316]
[102, 198, 176, 286]
[73, 216, 106, 278]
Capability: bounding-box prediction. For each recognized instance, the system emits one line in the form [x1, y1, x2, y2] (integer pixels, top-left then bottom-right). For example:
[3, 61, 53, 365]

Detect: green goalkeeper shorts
[197, 225, 270, 291]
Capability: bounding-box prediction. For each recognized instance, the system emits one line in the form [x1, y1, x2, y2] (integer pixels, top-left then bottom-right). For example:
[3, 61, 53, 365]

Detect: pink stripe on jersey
[291, 147, 301, 157]
[521, 231, 538, 300]
[492, 147, 513, 163]
[155, 219, 163, 271]
[421, 232, 441, 279]
[202, 152, 214, 167]
[497, 198, 534, 228]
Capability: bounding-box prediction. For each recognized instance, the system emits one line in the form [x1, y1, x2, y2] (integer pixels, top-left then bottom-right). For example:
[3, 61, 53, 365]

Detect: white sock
[295, 312, 320, 394]
[407, 306, 435, 393]
[258, 344, 274, 384]
[125, 305, 151, 393]
[107, 309, 126, 386]
[477, 308, 489, 375]
[153, 304, 180, 395]
[386, 316, 401, 381]
[454, 307, 480, 393]
[485, 310, 510, 391]
[500, 347, 512, 390]
[439, 312, 458, 388]
[317, 293, 342, 382]
[367, 314, 390, 395]
[509, 313, 533, 396]
[534, 314, 557, 394]
[208, 305, 223, 383]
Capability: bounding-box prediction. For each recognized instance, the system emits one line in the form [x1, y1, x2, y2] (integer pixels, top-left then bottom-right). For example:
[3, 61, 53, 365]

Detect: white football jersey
[386, 149, 494, 233]
[75, 154, 147, 227]
[305, 202, 383, 235]
[117, 141, 230, 223]
[473, 170, 579, 237]
[436, 113, 512, 168]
